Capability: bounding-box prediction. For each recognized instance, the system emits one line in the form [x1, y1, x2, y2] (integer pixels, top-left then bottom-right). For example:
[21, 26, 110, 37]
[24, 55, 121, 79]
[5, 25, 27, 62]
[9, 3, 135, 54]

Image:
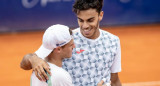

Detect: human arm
[111, 73, 121, 86]
[110, 37, 121, 86]
[20, 53, 51, 81]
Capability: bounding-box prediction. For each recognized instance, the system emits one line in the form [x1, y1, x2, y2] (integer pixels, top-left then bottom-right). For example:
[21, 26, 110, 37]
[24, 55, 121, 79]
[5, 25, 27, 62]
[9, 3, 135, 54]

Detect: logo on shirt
[76, 49, 84, 54]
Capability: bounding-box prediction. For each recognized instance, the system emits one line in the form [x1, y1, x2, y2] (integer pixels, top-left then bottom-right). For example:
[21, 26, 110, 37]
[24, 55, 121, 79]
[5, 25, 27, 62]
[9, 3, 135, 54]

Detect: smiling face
[77, 9, 103, 39]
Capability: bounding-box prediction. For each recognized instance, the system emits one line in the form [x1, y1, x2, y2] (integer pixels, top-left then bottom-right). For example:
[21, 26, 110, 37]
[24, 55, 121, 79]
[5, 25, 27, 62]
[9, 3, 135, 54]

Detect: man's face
[77, 9, 103, 39]
[61, 39, 75, 58]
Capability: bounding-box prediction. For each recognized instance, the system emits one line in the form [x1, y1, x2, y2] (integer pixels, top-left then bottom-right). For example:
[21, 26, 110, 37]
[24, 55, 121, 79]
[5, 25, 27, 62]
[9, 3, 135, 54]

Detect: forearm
[111, 78, 121, 86]
[20, 53, 36, 70]
[111, 73, 122, 86]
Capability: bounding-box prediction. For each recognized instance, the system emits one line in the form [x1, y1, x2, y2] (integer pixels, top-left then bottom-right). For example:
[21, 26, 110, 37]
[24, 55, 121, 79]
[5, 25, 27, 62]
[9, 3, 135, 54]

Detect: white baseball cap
[35, 24, 73, 59]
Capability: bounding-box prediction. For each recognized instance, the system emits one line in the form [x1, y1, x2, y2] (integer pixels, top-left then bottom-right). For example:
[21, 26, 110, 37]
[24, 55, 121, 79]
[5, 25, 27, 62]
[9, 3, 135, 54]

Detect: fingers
[31, 56, 51, 81]
[43, 64, 51, 76]
[99, 80, 104, 84]
[34, 64, 50, 81]
[97, 80, 107, 86]
[97, 80, 104, 86]
[44, 61, 51, 75]
[41, 61, 51, 80]
[34, 70, 42, 81]
[34, 66, 46, 81]
[39, 66, 48, 81]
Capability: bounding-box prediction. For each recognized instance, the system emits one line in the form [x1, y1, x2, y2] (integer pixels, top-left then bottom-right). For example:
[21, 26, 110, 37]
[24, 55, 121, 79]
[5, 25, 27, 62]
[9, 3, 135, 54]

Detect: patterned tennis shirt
[62, 28, 121, 86]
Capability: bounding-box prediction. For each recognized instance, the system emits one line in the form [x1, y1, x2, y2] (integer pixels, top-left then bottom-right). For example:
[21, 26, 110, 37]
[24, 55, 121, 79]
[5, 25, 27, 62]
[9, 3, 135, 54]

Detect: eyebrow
[77, 17, 82, 20]
[77, 17, 95, 21]
[88, 17, 95, 21]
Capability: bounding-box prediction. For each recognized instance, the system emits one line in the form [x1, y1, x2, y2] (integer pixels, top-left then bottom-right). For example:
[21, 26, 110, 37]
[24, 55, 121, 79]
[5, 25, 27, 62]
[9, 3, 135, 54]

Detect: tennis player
[31, 24, 75, 86]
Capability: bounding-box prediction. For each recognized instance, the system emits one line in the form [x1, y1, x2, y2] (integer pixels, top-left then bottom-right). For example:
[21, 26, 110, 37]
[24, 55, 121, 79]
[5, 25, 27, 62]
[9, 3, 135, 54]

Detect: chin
[67, 55, 72, 58]
[84, 34, 93, 38]
[82, 33, 91, 37]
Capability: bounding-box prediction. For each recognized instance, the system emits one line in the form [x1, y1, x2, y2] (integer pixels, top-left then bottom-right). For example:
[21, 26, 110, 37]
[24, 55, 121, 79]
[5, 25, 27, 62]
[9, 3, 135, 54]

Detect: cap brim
[35, 45, 52, 59]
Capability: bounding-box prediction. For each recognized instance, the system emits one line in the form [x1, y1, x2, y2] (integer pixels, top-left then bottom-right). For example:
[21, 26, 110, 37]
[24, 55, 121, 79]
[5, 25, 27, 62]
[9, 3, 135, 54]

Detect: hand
[29, 54, 51, 81]
[97, 80, 107, 86]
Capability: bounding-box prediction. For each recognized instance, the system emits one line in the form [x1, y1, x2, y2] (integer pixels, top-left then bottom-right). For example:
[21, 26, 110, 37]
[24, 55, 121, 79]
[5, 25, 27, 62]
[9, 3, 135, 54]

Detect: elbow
[20, 61, 24, 69]
[20, 61, 31, 70]
[20, 54, 32, 70]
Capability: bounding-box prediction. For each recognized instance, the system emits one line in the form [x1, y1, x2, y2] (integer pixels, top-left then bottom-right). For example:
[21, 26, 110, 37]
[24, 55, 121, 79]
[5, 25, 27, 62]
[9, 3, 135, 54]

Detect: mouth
[83, 29, 91, 35]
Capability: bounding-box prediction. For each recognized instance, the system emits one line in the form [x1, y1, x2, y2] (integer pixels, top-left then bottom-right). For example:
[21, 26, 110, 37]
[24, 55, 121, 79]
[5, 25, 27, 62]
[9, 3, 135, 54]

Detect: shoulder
[50, 68, 73, 86]
[72, 28, 80, 35]
[50, 64, 67, 77]
[100, 29, 120, 41]
[50, 64, 72, 82]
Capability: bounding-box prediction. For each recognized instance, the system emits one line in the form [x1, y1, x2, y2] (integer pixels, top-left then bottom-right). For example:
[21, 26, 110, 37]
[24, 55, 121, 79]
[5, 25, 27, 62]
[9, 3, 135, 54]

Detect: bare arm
[20, 53, 51, 81]
[111, 73, 121, 86]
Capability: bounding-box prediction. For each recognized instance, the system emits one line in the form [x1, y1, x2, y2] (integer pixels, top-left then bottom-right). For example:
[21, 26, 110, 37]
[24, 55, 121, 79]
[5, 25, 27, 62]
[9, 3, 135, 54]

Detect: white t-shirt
[31, 63, 73, 86]
[62, 28, 121, 86]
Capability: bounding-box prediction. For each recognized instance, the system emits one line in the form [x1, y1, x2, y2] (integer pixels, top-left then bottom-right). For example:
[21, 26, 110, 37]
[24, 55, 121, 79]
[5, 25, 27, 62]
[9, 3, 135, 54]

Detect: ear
[99, 11, 104, 21]
[55, 47, 62, 53]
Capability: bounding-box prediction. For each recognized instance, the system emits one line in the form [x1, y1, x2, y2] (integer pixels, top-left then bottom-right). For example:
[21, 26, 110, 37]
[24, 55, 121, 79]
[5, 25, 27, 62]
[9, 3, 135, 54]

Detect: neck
[92, 28, 100, 39]
[45, 54, 63, 67]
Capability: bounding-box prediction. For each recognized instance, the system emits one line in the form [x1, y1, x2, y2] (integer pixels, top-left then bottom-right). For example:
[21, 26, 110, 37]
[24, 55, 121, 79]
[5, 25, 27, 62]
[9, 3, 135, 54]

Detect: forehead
[77, 9, 99, 20]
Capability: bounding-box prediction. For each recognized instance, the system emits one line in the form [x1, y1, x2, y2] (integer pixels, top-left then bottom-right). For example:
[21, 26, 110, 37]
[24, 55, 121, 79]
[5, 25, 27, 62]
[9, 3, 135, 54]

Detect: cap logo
[56, 42, 66, 47]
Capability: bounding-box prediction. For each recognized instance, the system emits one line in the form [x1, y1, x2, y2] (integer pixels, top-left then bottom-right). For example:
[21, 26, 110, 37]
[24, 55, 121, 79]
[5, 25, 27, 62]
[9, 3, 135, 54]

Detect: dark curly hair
[73, 0, 103, 14]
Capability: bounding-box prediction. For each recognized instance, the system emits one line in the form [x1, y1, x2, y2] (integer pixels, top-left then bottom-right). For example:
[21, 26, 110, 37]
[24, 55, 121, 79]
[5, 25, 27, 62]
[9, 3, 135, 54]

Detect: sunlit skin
[77, 8, 104, 39]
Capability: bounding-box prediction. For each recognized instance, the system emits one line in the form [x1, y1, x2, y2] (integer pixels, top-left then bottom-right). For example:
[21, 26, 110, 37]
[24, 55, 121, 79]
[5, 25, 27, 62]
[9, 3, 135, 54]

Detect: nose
[73, 43, 76, 49]
[82, 22, 89, 29]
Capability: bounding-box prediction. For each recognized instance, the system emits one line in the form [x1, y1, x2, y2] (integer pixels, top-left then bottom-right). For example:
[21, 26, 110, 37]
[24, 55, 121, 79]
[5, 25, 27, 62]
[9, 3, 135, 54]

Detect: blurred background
[0, 0, 160, 86]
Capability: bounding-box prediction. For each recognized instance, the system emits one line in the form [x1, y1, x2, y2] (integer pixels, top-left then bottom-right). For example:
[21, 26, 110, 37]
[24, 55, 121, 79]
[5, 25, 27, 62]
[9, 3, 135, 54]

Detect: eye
[78, 19, 84, 22]
[88, 18, 94, 22]
[78, 18, 84, 22]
